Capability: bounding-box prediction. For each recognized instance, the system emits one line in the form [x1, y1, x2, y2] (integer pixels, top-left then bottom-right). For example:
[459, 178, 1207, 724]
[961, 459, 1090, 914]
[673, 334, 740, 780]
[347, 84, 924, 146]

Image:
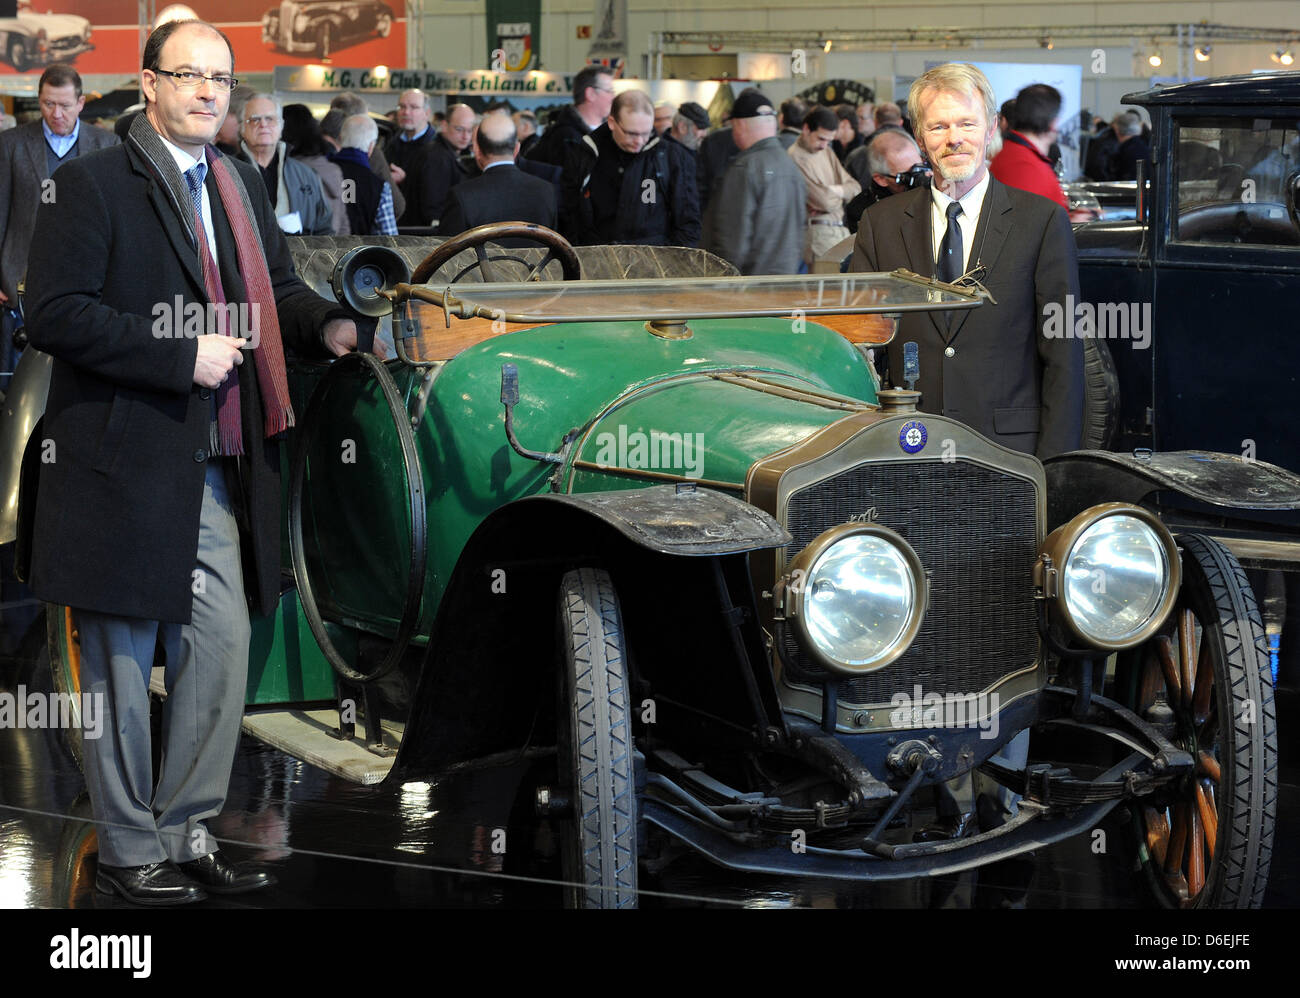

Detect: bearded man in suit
[851, 62, 1083, 459]
[23, 19, 368, 905]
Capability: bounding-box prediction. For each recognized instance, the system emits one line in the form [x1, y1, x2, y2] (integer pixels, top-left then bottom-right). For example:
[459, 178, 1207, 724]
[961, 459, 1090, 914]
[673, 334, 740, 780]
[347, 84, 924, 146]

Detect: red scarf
[194, 150, 295, 454]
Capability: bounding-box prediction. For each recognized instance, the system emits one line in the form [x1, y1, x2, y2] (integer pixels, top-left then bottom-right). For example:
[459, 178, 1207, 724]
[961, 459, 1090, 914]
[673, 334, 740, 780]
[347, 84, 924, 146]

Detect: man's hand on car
[323, 316, 390, 359]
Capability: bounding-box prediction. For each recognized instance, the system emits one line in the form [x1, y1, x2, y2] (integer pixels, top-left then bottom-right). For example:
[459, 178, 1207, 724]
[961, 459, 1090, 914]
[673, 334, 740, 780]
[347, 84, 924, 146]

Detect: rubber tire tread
[1173, 534, 1277, 908]
[1080, 337, 1119, 450]
[557, 567, 638, 909]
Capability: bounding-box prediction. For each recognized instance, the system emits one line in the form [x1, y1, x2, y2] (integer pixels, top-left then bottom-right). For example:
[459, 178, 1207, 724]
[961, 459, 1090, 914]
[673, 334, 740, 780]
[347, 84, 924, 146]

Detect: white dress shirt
[929, 169, 990, 277]
[158, 133, 218, 265]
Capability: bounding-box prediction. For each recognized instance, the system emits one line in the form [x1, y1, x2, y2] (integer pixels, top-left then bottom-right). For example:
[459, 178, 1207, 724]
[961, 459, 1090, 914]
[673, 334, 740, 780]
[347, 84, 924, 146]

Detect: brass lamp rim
[780, 522, 927, 676]
[1037, 502, 1182, 651]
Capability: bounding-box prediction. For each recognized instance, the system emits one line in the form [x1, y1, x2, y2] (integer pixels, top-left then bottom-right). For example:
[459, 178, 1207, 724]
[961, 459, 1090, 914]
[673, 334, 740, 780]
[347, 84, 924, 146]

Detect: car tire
[7, 39, 27, 73]
[1120, 533, 1277, 908]
[556, 567, 638, 909]
[1080, 337, 1119, 450]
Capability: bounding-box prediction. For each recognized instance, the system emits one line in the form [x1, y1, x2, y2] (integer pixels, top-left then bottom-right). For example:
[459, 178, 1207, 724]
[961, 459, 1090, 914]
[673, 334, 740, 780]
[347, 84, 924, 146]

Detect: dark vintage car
[1071, 72, 1300, 681]
[262, 0, 394, 60]
[1, 225, 1291, 908]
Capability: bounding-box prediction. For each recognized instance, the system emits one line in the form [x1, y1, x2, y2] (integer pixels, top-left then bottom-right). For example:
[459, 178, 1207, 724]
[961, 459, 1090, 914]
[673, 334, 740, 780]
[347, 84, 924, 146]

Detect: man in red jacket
[990, 83, 1090, 221]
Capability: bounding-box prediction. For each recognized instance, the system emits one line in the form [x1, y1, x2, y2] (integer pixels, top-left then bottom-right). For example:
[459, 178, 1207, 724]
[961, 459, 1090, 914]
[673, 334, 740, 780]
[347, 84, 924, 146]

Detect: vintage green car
[3, 224, 1287, 908]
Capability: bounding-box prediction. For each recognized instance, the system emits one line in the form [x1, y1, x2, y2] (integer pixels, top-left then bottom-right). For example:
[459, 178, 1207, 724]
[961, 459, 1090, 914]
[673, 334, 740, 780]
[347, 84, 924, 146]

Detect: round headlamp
[778, 523, 926, 676]
[1035, 503, 1180, 650]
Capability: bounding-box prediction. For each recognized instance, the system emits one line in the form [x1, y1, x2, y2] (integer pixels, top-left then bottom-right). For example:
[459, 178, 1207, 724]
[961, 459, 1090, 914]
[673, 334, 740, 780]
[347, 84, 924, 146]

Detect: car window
[1172, 116, 1300, 248]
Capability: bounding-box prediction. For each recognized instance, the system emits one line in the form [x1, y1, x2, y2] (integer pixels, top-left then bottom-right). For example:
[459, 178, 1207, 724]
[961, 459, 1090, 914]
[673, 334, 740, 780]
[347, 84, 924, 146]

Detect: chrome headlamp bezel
[1035, 503, 1180, 650]
[776, 522, 926, 676]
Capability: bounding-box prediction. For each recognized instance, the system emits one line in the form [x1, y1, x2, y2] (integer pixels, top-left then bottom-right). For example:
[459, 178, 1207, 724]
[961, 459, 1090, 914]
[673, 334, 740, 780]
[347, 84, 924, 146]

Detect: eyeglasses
[244, 115, 279, 127]
[611, 118, 652, 141]
[40, 100, 80, 113]
[153, 69, 239, 92]
[594, 86, 615, 95]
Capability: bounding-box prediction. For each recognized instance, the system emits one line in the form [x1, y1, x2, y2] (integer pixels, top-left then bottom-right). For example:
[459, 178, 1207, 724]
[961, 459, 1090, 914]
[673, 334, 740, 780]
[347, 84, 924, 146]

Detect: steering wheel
[411, 221, 583, 285]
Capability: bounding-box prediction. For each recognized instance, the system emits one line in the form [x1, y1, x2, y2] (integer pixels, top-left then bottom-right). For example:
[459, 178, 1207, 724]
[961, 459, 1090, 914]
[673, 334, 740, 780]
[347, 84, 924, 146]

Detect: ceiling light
[1040, 36, 1054, 50]
[1194, 46, 1211, 62]
[1278, 50, 1295, 66]
[823, 39, 833, 53]
[1148, 50, 1162, 68]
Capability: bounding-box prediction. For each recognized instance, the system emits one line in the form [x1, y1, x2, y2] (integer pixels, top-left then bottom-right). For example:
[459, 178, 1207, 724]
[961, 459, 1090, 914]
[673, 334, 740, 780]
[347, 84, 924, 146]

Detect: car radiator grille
[781, 460, 1039, 706]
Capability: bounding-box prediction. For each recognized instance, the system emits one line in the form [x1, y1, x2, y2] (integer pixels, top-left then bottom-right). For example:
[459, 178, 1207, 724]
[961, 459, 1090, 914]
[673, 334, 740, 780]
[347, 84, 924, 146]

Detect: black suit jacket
[0, 119, 118, 303]
[393, 132, 467, 226]
[24, 140, 340, 622]
[850, 176, 1083, 458]
[437, 163, 557, 241]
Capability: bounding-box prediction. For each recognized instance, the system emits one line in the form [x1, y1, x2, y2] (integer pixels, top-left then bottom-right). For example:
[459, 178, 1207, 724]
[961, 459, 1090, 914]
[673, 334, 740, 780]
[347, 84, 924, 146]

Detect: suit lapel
[25, 125, 48, 181]
[900, 192, 946, 341]
[947, 176, 1013, 344]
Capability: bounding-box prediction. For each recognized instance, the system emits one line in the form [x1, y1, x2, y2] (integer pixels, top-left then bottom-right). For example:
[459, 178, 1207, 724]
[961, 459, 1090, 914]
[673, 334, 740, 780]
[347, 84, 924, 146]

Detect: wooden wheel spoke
[1191, 629, 1214, 724]
[1139, 648, 1165, 713]
[1194, 782, 1217, 861]
[1177, 609, 1197, 709]
[1187, 805, 1205, 898]
[1144, 806, 1170, 866]
[1165, 801, 1189, 875]
[1154, 635, 1181, 703]
[1197, 750, 1221, 783]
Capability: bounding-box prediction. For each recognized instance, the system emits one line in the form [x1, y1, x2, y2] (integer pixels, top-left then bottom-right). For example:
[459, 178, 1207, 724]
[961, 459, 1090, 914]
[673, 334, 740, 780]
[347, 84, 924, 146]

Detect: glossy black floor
[1, 594, 1297, 910]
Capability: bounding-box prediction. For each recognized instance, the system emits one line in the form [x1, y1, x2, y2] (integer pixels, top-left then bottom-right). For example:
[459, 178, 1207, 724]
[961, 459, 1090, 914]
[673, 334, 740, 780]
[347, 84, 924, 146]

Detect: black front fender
[388, 486, 789, 782]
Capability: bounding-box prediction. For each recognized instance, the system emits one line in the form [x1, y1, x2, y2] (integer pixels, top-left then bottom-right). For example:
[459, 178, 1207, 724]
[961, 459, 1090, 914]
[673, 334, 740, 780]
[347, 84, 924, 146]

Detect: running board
[148, 669, 400, 785]
[241, 708, 403, 785]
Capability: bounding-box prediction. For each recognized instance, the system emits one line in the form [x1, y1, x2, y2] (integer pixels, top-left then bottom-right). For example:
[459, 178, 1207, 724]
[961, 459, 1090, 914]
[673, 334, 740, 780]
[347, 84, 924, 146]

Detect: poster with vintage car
[0, 0, 403, 74]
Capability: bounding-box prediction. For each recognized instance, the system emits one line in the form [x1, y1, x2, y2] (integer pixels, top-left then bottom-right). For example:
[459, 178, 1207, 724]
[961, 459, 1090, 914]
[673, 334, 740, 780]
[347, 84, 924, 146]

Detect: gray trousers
[75, 460, 251, 867]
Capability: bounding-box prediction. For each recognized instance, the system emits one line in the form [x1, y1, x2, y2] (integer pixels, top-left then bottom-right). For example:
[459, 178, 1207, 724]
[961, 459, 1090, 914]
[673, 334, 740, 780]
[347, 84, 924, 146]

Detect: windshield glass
[401, 272, 982, 324]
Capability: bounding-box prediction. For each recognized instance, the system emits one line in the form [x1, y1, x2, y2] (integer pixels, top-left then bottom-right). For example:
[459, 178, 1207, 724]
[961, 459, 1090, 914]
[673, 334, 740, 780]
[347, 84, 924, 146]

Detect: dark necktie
[937, 200, 964, 284]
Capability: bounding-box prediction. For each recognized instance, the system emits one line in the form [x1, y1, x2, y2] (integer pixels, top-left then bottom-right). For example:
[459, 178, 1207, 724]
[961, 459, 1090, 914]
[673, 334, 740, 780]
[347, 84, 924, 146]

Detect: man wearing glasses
[238, 93, 333, 234]
[559, 88, 700, 247]
[524, 64, 615, 167]
[23, 18, 366, 905]
[0, 64, 117, 314]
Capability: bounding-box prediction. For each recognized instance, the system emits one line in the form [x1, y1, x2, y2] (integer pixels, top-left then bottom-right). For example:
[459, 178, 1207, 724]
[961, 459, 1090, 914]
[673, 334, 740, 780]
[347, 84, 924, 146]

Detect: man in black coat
[388, 100, 472, 227]
[525, 64, 614, 167]
[23, 19, 366, 905]
[438, 109, 556, 241]
[559, 89, 700, 247]
[851, 62, 1083, 459]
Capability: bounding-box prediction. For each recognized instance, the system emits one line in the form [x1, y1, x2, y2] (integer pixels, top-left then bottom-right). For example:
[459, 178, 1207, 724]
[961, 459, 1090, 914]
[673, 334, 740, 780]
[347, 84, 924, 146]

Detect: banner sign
[275, 65, 579, 97]
[485, 0, 540, 72]
[587, 0, 626, 75]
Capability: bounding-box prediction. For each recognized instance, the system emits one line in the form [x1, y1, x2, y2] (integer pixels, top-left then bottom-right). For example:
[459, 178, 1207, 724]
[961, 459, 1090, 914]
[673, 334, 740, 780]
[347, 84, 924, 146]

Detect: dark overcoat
[850, 176, 1084, 459]
[24, 139, 341, 623]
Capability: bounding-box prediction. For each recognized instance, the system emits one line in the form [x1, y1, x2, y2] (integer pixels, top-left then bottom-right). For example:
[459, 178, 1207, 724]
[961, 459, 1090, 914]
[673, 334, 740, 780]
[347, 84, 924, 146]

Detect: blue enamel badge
[899, 420, 927, 454]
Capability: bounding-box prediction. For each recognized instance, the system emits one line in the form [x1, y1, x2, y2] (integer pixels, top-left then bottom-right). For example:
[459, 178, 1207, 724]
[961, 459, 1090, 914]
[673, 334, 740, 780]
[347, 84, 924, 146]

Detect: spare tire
[1081, 337, 1119, 450]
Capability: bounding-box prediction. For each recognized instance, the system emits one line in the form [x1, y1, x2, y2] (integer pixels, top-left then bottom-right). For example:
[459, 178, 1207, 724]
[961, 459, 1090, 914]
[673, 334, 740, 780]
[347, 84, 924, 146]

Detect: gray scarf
[127, 111, 263, 253]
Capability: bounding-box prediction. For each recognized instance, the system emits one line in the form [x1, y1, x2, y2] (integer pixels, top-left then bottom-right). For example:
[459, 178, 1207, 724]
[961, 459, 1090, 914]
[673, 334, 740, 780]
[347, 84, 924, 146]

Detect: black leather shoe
[96, 861, 208, 906]
[178, 851, 276, 894]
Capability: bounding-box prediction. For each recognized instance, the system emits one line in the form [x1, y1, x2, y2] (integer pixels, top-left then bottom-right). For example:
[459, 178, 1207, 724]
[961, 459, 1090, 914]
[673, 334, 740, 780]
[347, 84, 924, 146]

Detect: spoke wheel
[556, 568, 638, 909]
[1121, 533, 1276, 908]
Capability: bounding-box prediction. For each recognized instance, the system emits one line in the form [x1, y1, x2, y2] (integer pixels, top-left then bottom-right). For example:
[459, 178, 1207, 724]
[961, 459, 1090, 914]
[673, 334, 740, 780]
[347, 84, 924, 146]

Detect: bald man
[436, 109, 556, 243]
